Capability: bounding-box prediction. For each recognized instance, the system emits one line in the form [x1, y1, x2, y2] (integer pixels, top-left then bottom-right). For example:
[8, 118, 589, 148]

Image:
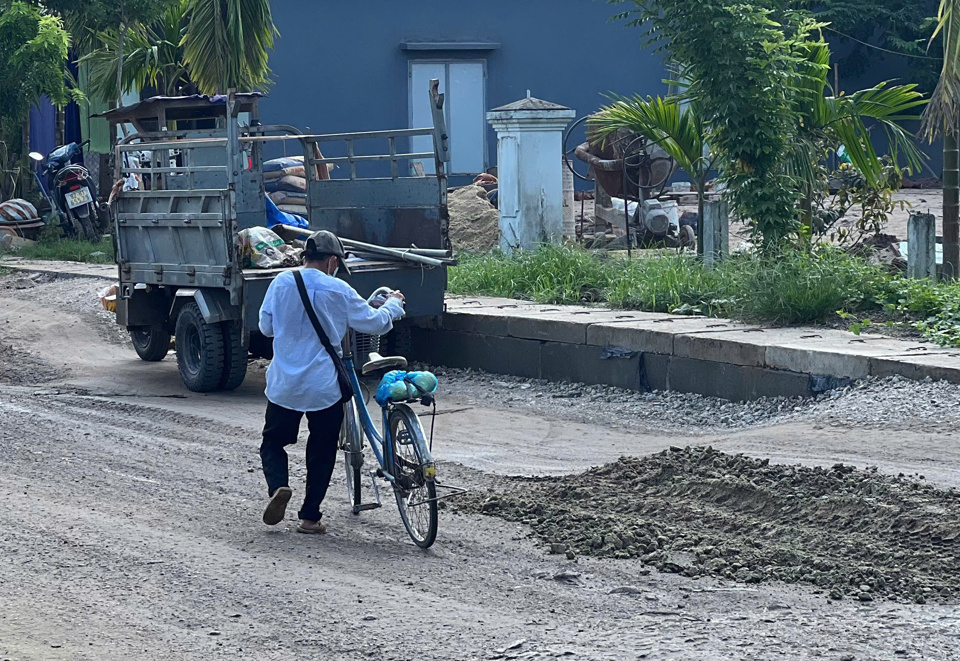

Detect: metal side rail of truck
[100, 85, 452, 392]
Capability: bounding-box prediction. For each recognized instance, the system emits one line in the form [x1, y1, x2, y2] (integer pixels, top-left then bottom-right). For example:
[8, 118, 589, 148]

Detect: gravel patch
[0, 341, 61, 384]
[462, 446, 960, 604]
[0, 272, 127, 346]
[426, 366, 960, 434]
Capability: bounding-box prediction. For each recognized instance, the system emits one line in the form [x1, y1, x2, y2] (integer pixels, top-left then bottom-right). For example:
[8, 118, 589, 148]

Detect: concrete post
[907, 212, 937, 281]
[487, 96, 576, 253]
[702, 199, 729, 269]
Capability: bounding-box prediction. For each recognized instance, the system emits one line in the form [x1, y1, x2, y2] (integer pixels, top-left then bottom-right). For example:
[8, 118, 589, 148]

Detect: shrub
[451, 245, 896, 325]
[606, 254, 726, 313]
[722, 247, 891, 324]
[449, 246, 609, 305]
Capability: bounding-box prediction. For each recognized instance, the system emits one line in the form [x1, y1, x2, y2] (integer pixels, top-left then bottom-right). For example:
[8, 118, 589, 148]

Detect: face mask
[331, 264, 339, 277]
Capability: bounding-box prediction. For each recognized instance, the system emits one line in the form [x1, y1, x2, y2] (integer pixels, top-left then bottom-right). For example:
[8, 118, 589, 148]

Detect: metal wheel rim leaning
[341, 400, 363, 507]
[390, 409, 435, 545]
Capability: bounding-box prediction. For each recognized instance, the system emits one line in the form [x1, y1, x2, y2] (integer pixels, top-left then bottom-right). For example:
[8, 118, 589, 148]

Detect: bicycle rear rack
[408, 480, 470, 508]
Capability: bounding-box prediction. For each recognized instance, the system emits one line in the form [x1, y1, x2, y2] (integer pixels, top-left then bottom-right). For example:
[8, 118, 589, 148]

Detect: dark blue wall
[829, 38, 943, 178]
[261, 0, 669, 179]
[261, 3, 942, 182]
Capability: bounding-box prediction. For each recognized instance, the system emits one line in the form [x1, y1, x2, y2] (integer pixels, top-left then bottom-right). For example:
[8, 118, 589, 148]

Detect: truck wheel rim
[183, 326, 202, 374]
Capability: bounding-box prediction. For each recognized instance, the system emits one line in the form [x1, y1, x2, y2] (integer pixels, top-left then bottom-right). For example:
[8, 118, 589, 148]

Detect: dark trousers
[260, 401, 344, 522]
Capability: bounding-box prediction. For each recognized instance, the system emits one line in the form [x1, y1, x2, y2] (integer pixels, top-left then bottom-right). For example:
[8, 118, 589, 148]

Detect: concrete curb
[410, 296, 960, 400]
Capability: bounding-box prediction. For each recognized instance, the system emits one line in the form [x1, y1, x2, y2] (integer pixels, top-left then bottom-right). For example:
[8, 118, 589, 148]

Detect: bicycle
[338, 289, 448, 548]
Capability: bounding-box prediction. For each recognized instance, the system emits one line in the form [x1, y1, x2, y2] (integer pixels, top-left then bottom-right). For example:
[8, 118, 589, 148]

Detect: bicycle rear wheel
[340, 399, 363, 514]
[388, 404, 438, 548]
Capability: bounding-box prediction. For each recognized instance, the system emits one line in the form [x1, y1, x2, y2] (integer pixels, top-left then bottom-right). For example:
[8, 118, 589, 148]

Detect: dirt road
[1, 271, 959, 661]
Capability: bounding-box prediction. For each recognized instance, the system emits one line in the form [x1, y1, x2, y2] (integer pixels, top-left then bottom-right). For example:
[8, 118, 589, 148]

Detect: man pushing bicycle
[257, 230, 405, 534]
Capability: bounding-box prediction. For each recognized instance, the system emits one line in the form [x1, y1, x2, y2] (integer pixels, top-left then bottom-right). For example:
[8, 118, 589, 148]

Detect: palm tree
[82, 3, 191, 100]
[793, 41, 926, 229]
[591, 42, 924, 247]
[79, 0, 277, 101]
[922, 0, 960, 278]
[181, 0, 277, 95]
[589, 95, 714, 251]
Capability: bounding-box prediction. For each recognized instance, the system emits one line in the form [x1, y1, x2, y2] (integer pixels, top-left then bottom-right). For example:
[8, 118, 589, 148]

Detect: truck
[102, 85, 451, 392]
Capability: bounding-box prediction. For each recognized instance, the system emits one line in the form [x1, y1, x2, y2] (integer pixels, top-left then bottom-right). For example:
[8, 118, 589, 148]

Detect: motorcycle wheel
[79, 214, 97, 242]
[59, 211, 79, 239]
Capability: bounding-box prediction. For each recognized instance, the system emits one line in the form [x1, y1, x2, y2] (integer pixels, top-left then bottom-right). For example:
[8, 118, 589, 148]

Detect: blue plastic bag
[375, 370, 439, 406]
[265, 195, 308, 230]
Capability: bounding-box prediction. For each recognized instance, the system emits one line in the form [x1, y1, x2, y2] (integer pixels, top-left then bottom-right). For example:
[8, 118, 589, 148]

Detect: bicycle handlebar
[367, 287, 394, 304]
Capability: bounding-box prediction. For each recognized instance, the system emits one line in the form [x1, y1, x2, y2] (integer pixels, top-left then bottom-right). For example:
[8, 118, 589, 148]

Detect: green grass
[14, 238, 115, 264]
[450, 245, 960, 347]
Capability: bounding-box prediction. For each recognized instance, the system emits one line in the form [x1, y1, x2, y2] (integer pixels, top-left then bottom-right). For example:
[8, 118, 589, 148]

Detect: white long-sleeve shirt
[259, 268, 404, 412]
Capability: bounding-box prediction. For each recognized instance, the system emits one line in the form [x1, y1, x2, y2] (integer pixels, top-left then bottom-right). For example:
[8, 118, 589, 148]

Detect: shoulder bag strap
[294, 270, 337, 355]
[293, 270, 354, 403]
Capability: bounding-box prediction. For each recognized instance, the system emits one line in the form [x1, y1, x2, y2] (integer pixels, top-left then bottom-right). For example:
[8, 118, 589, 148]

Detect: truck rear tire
[175, 302, 225, 393]
[219, 321, 248, 391]
[130, 326, 171, 362]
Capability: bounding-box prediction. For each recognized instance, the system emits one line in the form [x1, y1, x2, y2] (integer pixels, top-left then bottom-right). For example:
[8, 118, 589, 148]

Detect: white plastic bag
[237, 227, 301, 269]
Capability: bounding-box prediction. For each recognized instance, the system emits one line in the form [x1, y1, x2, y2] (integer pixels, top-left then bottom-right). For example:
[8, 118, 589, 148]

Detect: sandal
[297, 519, 327, 534]
[262, 486, 293, 525]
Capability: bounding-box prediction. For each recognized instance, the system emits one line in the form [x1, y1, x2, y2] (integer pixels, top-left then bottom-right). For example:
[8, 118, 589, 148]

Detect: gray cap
[305, 230, 351, 275]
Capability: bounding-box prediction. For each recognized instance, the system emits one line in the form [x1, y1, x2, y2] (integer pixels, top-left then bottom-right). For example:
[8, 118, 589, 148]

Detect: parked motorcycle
[29, 140, 100, 241]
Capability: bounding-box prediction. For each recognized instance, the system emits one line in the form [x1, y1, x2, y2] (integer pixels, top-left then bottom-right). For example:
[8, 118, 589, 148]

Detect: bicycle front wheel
[341, 399, 363, 513]
[388, 404, 438, 548]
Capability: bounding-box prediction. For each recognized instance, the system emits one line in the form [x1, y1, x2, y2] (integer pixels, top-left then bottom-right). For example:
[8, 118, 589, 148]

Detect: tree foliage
[70, 0, 277, 101]
[792, 0, 941, 92]
[41, 0, 176, 55]
[922, 0, 960, 138]
[612, 1, 824, 245]
[43, 0, 178, 104]
[0, 1, 78, 199]
[792, 41, 925, 188]
[181, 0, 276, 95]
[610, 2, 927, 246]
[80, 2, 191, 99]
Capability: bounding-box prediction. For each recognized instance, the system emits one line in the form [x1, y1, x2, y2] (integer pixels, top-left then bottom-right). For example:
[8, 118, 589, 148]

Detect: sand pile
[448, 185, 499, 253]
[465, 446, 960, 603]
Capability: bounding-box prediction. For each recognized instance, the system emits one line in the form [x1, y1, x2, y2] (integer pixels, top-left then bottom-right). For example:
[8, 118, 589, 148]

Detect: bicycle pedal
[354, 503, 382, 512]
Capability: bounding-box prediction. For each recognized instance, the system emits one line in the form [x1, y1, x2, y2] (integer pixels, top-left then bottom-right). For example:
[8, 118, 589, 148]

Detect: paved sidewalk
[6, 259, 958, 397]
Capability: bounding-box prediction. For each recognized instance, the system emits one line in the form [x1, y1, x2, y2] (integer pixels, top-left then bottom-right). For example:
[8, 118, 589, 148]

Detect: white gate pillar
[487, 95, 576, 253]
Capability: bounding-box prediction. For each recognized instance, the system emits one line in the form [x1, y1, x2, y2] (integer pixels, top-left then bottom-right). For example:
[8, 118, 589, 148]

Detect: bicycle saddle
[361, 351, 408, 375]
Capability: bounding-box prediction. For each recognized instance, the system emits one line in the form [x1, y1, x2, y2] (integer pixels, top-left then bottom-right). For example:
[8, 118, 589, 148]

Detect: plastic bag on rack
[375, 370, 439, 406]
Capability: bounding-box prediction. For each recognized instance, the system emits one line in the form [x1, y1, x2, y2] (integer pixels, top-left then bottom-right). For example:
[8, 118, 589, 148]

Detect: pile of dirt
[448, 185, 499, 253]
[466, 446, 960, 603]
[0, 341, 62, 385]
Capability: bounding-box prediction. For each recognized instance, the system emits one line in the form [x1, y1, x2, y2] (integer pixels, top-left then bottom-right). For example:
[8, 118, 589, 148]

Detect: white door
[410, 61, 486, 175]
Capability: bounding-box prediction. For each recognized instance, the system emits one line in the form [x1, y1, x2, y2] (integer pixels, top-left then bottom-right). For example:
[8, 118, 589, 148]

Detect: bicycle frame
[343, 351, 436, 486]
[344, 355, 394, 481]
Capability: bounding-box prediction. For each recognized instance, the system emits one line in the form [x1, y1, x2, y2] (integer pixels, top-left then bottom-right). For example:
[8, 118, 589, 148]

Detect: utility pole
[945, 128, 959, 279]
